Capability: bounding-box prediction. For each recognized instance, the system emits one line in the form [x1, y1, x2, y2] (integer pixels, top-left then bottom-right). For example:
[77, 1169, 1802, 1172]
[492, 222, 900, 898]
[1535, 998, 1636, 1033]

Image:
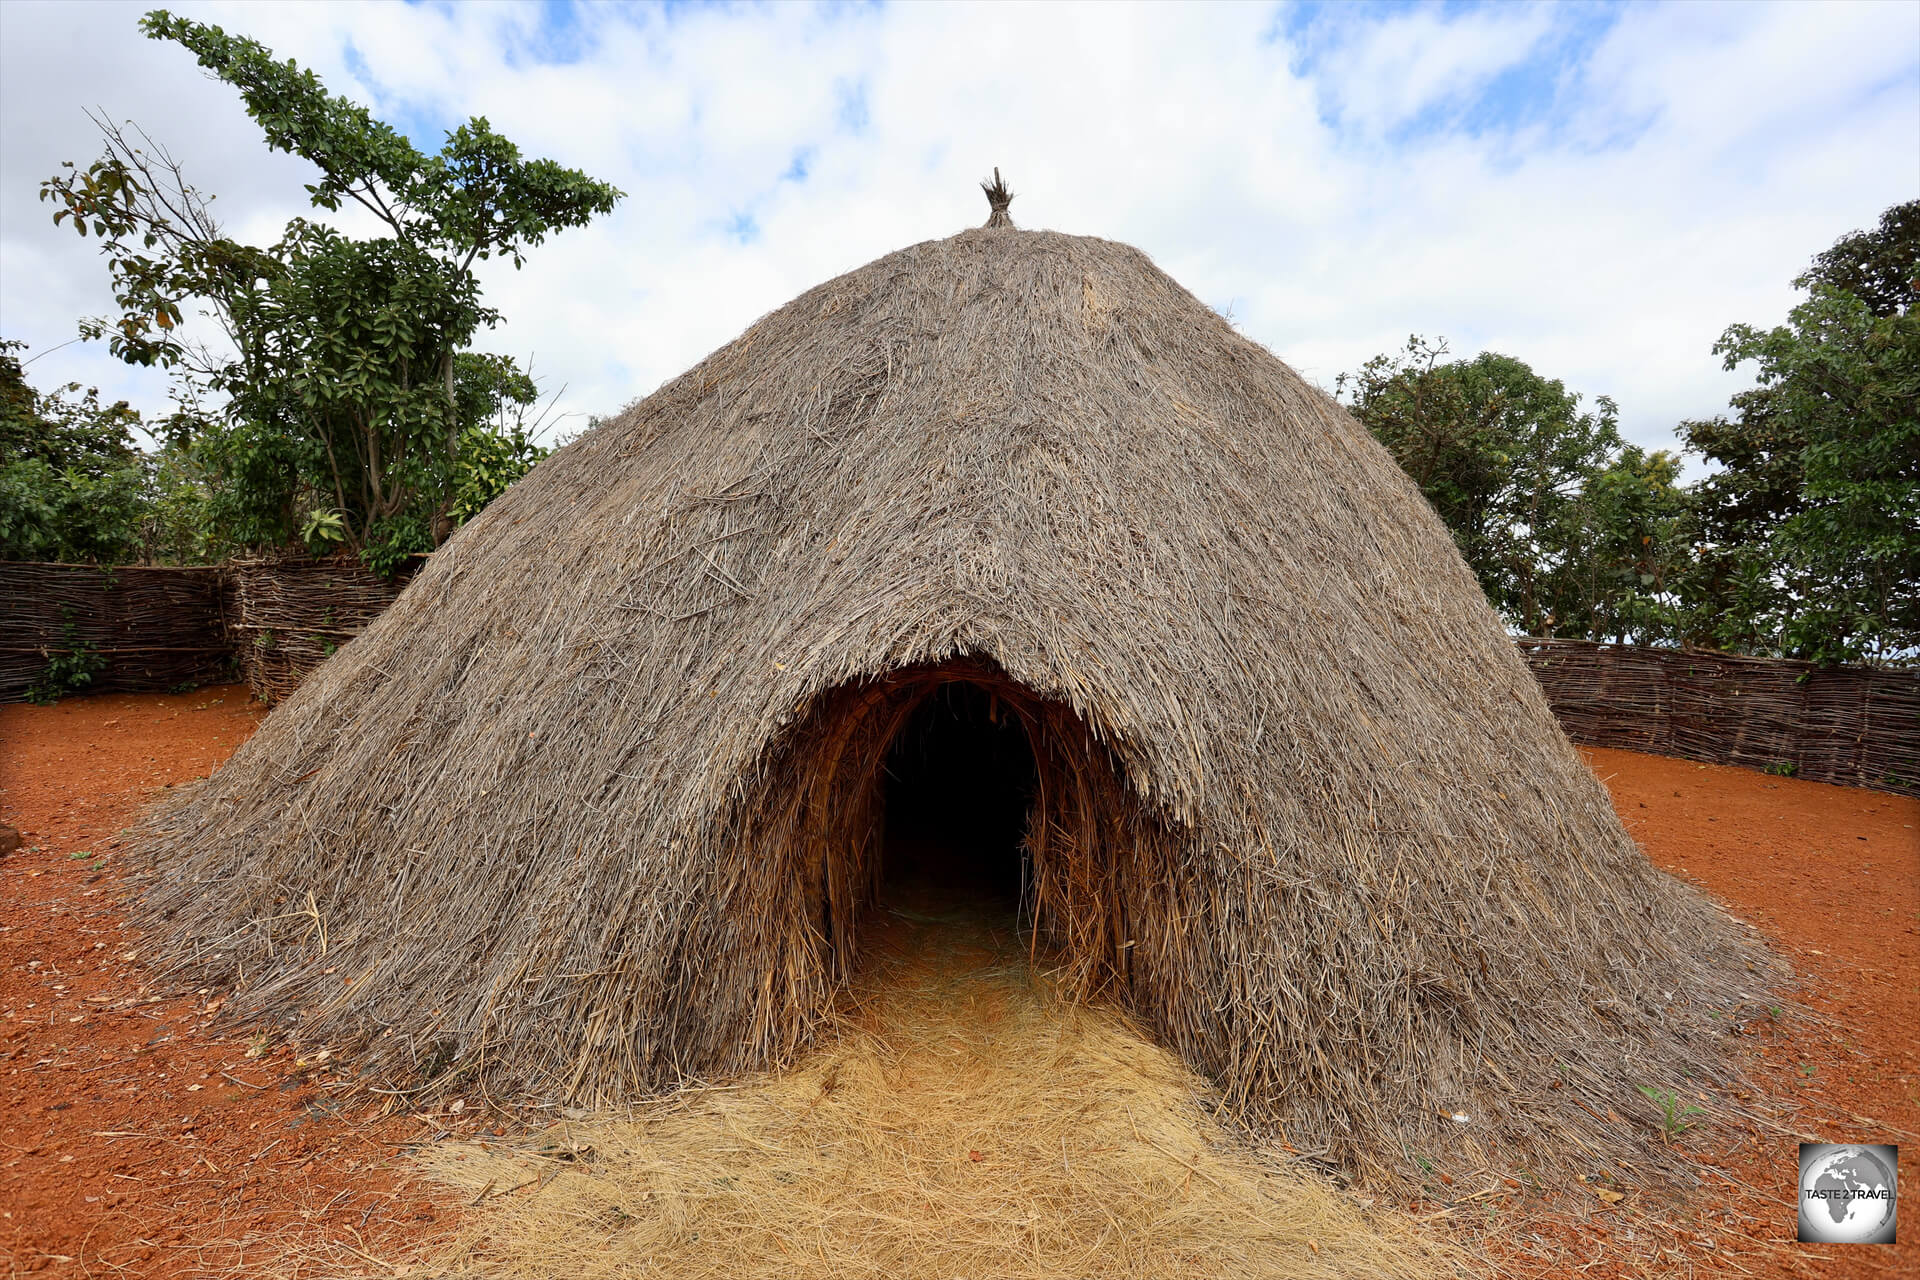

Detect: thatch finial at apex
[981, 167, 1015, 228]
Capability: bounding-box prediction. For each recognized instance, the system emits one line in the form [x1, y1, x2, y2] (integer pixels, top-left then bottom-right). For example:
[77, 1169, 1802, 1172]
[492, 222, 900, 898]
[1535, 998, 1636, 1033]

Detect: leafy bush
[26, 614, 106, 704]
[0, 341, 148, 563]
[450, 420, 549, 526]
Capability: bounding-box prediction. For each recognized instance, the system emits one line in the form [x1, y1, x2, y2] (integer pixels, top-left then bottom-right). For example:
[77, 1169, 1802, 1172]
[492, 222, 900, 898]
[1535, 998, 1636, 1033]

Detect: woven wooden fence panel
[226, 557, 416, 704]
[0, 563, 230, 702]
[1518, 638, 1919, 796]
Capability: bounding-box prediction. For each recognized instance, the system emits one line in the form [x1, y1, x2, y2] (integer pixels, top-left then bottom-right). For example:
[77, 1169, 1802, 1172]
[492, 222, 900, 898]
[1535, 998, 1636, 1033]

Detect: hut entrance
[757, 657, 1147, 1003]
[878, 682, 1036, 918]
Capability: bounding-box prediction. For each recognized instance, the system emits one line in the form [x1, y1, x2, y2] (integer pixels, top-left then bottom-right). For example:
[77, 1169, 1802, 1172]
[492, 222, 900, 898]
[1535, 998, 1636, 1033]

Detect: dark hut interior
[878, 680, 1036, 919]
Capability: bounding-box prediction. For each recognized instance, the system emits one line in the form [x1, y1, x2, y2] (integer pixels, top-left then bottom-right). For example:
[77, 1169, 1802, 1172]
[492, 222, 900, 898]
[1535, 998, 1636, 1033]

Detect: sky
[2, 0, 1916, 460]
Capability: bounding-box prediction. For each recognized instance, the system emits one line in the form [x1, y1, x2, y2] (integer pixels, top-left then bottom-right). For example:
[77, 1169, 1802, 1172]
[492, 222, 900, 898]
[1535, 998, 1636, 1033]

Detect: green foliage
[0, 340, 149, 563]
[1802, 201, 1920, 319]
[444, 351, 546, 523]
[139, 433, 215, 563]
[26, 613, 106, 705]
[137, 9, 618, 270]
[360, 510, 435, 578]
[40, 10, 619, 572]
[1336, 337, 1628, 637]
[188, 414, 308, 554]
[1341, 200, 1917, 666]
[1636, 1084, 1704, 1138]
[1555, 445, 1692, 645]
[1683, 200, 1918, 664]
[450, 420, 548, 525]
[300, 507, 348, 556]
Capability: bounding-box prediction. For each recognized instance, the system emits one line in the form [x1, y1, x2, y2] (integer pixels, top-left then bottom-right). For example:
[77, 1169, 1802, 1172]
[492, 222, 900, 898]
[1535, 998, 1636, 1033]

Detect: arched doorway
[738, 656, 1162, 1002]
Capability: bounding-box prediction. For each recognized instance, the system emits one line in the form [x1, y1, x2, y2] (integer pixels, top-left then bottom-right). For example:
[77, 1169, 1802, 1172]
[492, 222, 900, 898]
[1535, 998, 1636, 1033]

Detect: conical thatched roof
[137, 198, 1773, 1185]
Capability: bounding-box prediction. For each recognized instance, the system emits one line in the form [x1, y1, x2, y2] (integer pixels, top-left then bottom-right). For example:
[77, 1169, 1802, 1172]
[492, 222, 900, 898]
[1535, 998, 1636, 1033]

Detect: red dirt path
[2, 688, 1916, 1277]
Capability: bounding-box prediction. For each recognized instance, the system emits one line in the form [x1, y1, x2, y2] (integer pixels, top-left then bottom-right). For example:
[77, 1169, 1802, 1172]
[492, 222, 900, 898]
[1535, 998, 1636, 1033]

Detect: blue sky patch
[835, 77, 871, 135]
[1280, 0, 1630, 150]
[504, 0, 596, 68]
[340, 38, 460, 155]
[725, 209, 760, 244]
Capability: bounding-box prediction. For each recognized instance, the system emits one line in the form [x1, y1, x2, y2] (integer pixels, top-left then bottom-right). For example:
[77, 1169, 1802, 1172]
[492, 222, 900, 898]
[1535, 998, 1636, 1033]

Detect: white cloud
[1, 0, 1915, 464]
[1299, 0, 1562, 136]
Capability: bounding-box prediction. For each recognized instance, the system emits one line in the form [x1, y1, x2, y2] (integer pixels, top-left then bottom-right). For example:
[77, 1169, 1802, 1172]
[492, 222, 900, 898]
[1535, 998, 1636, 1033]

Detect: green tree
[1336, 337, 1623, 634]
[0, 341, 149, 563]
[446, 353, 549, 527]
[1682, 200, 1919, 663]
[42, 11, 619, 570]
[1549, 445, 1692, 644]
[1802, 200, 1920, 319]
[140, 433, 216, 565]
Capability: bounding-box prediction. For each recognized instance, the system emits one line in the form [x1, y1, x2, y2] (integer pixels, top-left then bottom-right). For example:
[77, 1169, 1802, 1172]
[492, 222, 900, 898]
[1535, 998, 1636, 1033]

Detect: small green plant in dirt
[27, 615, 105, 704]
[1763, 761, 1798, 778]
[1638, 1085, 1704, 1139]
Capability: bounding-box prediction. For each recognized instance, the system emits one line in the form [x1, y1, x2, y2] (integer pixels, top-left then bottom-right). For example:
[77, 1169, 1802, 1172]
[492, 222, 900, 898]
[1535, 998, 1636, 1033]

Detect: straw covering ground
[413, 906, 1446, 1280]
[135, 203, 1778, 1186]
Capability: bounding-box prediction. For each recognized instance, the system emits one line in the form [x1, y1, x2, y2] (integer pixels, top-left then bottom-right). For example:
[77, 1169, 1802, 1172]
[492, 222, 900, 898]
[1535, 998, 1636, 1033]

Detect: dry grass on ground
[410, 900, 1449, 1280]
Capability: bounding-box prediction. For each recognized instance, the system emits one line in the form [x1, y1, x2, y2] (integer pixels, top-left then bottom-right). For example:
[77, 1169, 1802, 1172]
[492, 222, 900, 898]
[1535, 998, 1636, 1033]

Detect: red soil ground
[1482, 750, 1918, 1279]
[1, 689, 445, 1277]
[2, 687, 1915, 1277]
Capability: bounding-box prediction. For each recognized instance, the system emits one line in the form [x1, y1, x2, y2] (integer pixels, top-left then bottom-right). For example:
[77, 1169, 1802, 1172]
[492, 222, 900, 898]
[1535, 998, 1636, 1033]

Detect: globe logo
[1798, 1143, 1898, 1244]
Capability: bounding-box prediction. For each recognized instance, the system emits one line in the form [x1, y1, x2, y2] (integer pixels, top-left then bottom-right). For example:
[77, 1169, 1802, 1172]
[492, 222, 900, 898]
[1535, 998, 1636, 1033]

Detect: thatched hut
[138, 181, 1771, 1184]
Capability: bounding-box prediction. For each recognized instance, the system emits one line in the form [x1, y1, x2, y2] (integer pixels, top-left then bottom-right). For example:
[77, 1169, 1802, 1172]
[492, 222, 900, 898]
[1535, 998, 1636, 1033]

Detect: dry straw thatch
[136, 184, 1776, 1186]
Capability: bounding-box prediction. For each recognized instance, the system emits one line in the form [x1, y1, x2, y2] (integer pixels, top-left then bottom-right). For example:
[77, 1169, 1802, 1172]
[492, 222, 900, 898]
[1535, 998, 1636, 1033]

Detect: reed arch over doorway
[741, 657, 1178, 1000]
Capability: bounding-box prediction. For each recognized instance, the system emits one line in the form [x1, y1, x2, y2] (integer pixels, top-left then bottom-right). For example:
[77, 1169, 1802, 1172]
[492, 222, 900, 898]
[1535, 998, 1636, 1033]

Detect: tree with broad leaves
[1548, 444, 1692, 646]
[1681, 200, 1918, 664]
[1336, 337, 1625, 637]
[41, 10, 620, 572]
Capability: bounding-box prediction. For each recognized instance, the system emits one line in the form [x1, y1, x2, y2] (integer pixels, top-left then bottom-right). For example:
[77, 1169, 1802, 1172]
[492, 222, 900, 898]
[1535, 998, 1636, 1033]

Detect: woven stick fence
[1, 558, 413, 705]
[1518, 638, 1919, 797]
[0, 562, 230, 701]
[225, 557, 416, 704]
